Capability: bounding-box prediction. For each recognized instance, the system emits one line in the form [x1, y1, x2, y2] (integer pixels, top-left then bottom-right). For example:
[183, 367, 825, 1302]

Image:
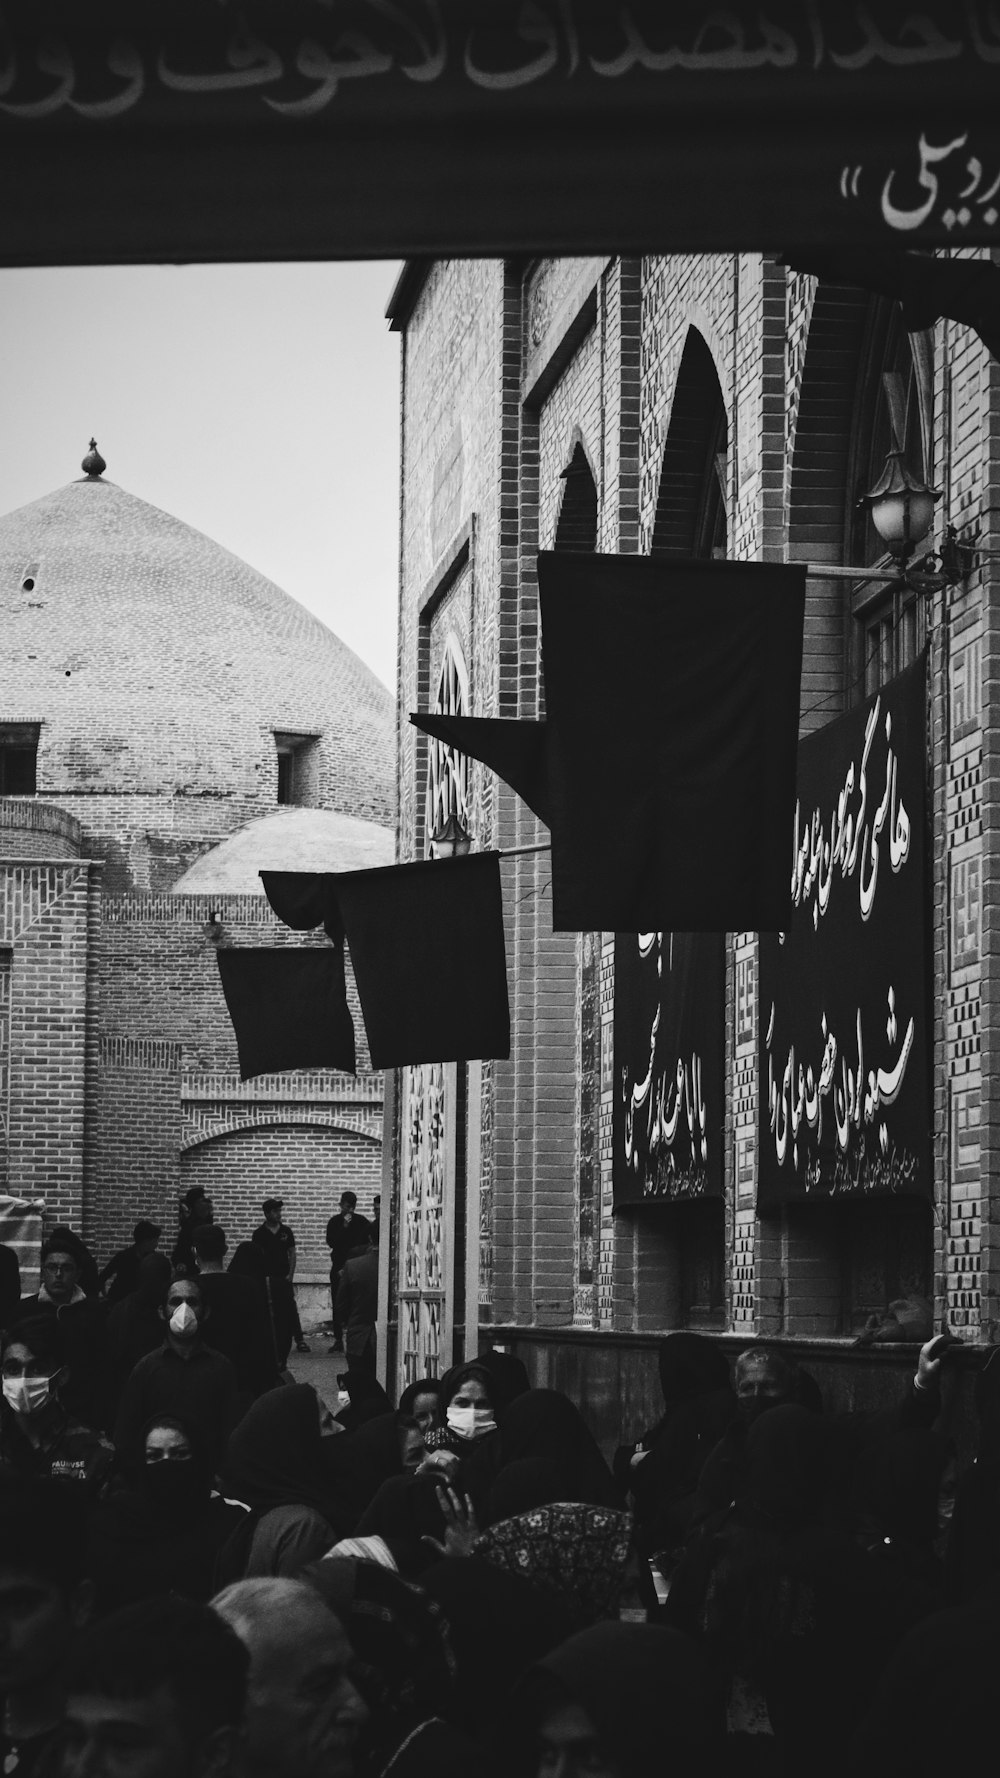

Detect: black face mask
[142, 1459, 206, 1513]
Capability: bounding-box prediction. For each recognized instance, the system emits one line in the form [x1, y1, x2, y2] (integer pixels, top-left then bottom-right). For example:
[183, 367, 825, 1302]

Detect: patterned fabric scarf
[474, 1502, 634, 1626]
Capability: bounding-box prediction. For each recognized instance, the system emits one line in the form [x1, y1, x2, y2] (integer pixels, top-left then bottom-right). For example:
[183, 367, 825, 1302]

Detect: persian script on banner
[758, 654, 930, 1203]
[614, 931, 725, 1203]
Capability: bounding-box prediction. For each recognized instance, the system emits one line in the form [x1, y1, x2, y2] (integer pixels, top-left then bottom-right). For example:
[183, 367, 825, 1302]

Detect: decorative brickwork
[0, 800, 81, 858]
[393, 251, 999, 1395]
[1, 469, 393, 1273]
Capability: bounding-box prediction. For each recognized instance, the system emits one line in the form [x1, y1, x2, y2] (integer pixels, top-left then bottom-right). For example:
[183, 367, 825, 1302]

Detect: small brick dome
[172, 806, 394, 895]
[0, 472, 394, 887]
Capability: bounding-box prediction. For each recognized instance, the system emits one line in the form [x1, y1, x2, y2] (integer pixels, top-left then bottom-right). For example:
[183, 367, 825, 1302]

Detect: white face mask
[446, 1403, 497, 1441]
[3, 1374, 54, 1416]
[168, 1301, 199, 1337]
[336, 1390, 351, 1412]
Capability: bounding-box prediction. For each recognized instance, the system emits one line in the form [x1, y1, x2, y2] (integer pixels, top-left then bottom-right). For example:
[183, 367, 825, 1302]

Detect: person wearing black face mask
[86, 1415, 246, 1613]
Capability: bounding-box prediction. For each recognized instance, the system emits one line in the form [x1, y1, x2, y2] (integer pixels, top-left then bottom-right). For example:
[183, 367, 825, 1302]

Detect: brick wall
[0, 800, 81, 860]
[180, 1123, 382, 1281]
[0, 857, 98, 1226]
[394, 251, 996, 1403]
[83, 892, 382, 1268]
[2, 472, 394, 1285]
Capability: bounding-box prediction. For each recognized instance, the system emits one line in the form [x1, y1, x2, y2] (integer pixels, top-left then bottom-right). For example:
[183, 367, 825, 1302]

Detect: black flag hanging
[412, 555, 805, 931]
[259, 853, 511, 1067]
[329, 851, 510, 1069]
[410, 714, 553, 828]
[259, 871, 328, 930]
[216, 947, 357, 1081]
[538, 553, 805, 931]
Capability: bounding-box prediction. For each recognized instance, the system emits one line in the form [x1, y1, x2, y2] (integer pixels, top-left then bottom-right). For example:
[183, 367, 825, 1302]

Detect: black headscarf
[738, 1402, 833, 1531]
[476, 1348, 530, 1409]
[657, 1332, 731, 1413]
[222, 1383, 353, 1528]
[521, 1622, 722, 1777]
[494, 1389, 620, 1508]
[321, 1411, 406, 1527]
[438, 1360, 497, 1414]
[398, 1376, 442, 1421]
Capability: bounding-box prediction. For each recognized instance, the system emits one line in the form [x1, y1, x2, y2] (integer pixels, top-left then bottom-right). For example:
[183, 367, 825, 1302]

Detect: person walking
[251, 1200, 309, 1363]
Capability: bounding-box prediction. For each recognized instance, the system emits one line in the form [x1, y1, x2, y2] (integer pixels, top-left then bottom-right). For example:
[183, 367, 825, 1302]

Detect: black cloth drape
[331, 850, 509, 1066]
[409, 714, 553, 827]
[415, 554, 805, 932]
[538, 552, 805, 930]
[216, 946, 356, 1079]
[262, 853, 510, 1067]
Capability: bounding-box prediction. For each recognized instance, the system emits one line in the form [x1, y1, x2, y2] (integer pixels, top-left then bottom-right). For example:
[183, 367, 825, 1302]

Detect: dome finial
[81, 438, 106, 478]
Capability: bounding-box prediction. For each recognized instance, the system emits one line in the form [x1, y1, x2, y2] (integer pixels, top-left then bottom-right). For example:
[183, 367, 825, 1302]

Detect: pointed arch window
[651, 329, 728, 561]
[554, 443, 598, 552]
[424, 638, 470, 857]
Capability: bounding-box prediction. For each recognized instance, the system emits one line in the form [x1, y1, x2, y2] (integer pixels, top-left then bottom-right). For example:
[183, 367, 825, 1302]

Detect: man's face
[0, 1568, 76, 1693]
[340, 1198, 354, 1222]
[735, 1357, 790, 1423]
[2, 1340, 65, 1418]
[244, 1601, 367, 1778]
[42, 1251, 80, 1305]
[58, 1681, 229, 1778]
[265, 1208, 281, 1229]
[162, 1282, 204, 1340]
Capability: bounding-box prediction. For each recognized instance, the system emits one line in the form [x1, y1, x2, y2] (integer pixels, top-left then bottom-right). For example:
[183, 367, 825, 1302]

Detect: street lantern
[429, 811, 471, 859]
[859, 371, 938, 564]
[861, 448, 939, 563]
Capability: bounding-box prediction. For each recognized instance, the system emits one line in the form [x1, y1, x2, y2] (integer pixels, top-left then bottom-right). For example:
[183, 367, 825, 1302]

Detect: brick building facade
[0, 459, 393, 1296]
[387, 253, 997, 1451]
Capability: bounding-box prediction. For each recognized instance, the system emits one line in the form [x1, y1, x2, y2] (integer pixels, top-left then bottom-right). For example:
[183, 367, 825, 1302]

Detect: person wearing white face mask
[420, 1363, 499, 1472]
[113, 1277, 240, 1473]
[0, 1316, 113, 1495]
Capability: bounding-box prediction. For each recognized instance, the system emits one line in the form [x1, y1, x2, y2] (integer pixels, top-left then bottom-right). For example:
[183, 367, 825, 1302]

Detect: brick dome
[0, 471, 394, 889]
[172, 806, 394, 895]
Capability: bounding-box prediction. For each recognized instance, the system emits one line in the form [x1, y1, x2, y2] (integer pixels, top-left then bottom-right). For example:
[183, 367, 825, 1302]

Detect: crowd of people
[0, 1204, 995, 1778]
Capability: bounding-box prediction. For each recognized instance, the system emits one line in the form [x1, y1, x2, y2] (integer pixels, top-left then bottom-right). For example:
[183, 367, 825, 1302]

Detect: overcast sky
[0, 261, 402, 691]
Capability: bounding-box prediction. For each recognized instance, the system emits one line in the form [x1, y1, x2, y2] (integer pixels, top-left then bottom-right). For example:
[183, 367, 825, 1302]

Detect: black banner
[614, 931, 724, 1203]
[2, 4, 1000, 265]
[758, 656, 930, 1204]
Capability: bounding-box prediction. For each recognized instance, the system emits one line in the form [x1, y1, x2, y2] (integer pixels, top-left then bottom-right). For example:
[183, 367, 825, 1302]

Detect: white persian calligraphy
[766, 990, 915, 1185]
[622, 931, 708, 1194]
[0, 3, 996, 126]
[791, 695, 910, 931]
